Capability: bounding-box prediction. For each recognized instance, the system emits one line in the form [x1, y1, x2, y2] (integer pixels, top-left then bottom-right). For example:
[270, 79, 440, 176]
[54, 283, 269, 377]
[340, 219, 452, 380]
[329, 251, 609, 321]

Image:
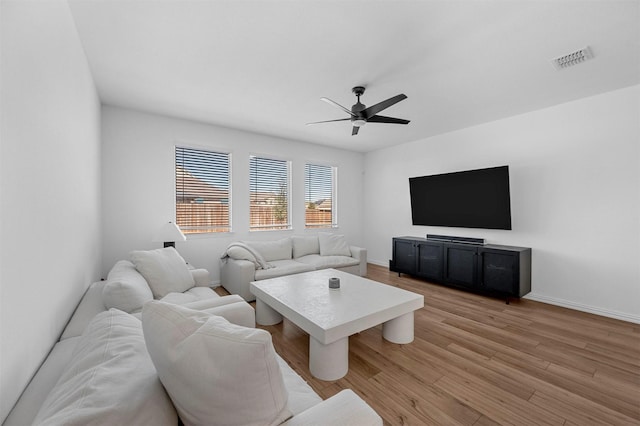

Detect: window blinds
[305, 163, 337, 228]
[175, 146, 231, 233]
[249, 155, 291, 230]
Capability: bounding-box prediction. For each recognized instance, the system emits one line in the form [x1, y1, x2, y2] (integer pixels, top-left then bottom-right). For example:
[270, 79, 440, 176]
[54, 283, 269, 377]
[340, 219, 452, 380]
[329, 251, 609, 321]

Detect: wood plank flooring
[221, 264, 640, 425]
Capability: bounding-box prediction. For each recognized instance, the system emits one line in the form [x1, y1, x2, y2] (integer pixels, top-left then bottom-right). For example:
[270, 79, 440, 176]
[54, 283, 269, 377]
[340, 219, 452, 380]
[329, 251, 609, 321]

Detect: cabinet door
[416, 242, 443, 281]
[392, 239, 416, 274]
[444, 244, 477, 288]
[479, 249, 518, 294]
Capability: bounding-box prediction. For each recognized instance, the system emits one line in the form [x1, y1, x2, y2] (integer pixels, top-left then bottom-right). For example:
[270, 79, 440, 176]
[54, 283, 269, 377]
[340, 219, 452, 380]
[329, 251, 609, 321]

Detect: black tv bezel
[409, 165, 512, 231]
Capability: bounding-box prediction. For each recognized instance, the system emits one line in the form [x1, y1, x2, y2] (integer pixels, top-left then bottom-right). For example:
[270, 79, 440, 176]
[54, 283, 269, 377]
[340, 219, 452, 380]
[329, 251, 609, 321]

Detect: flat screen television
[409, 166, 512, 230]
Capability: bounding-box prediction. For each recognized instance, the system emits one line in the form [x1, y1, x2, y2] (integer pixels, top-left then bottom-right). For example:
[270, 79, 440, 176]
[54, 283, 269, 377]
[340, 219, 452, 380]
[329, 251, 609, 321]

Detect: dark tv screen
[409, 166, 512, 230]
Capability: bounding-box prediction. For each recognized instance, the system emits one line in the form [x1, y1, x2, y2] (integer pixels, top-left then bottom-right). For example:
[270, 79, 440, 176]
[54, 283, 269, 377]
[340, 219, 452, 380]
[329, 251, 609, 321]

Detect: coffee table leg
[382, 311, 414, 344]
[309, 336, 348, 381]
[255, 298, 283, 326]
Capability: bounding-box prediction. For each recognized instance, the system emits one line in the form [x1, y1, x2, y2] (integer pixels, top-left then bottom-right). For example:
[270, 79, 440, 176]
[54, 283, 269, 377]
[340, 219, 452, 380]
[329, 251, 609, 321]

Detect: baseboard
[368, 260, 640, 324]
[524, 293, 640, 324]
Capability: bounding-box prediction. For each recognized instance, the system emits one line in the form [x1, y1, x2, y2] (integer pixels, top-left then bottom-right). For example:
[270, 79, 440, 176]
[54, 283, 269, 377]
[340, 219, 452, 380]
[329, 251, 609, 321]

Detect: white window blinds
[175, 146, 231, 234]
[249, 155, 291, 231]
[305, 163, 337, 228]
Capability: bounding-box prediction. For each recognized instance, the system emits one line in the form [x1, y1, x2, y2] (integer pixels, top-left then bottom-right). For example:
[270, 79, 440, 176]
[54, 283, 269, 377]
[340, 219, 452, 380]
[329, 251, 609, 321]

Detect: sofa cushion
[295, 254, 359, 270]
[60, 281, 107, 340]
[32, 309, 177, 426]
[102, 260, 153, 313]
[246, 237, 292, 262]
[254, 259, 315, 281]
[292, 235, 320, 258]
[276, 355, 322, 415]
[142, 301, 291, 426]
[160, 286, 219, 305]
[190, 268, 212, 286]
[318, 233, 351, 256]
[3, 337, 80, 426]
[130, 247, 194, 298]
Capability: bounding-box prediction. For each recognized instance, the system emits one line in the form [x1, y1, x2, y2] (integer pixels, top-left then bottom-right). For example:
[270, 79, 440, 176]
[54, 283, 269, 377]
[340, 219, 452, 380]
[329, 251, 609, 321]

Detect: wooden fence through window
[305, 209, 333, 228]
[177, 203, 333, 233]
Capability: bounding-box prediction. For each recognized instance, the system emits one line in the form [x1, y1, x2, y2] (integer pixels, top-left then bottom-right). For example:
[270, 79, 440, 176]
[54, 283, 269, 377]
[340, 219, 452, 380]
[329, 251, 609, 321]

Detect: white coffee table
[250, 269, 424, 381]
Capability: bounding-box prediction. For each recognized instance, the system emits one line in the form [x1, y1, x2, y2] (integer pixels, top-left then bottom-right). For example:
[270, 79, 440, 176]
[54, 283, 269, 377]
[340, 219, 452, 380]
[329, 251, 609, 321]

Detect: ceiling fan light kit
[308, 86, 410, 135]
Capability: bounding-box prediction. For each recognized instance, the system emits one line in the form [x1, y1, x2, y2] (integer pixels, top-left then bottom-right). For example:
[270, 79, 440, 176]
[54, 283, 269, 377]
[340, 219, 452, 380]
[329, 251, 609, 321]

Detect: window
[175, 146, 231, 234]
[249, 155, 291, 231]
[305, 163, 337, 228]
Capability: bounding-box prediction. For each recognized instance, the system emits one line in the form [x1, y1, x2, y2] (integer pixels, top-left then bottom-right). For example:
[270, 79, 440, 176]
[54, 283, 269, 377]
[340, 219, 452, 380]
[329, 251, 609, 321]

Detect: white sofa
[5, 248, 381, 425]
[221, 234, 367, 301]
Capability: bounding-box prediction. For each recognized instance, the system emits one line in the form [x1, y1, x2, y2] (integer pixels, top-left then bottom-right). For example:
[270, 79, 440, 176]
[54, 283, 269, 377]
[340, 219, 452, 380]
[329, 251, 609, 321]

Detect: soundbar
[426, 234, 485, 245]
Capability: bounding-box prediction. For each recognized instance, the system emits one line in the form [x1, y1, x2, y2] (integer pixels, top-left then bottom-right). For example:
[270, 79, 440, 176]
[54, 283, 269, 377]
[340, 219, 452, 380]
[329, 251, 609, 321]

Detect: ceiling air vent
[551, 46, 593, 70]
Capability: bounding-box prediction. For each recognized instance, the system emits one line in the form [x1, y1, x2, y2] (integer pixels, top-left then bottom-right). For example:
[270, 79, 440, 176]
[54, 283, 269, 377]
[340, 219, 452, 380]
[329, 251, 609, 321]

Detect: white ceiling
[67, 0, 640, 153]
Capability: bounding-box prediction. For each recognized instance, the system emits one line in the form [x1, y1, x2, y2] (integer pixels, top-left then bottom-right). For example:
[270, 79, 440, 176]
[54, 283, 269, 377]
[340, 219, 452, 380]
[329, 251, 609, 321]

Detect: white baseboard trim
[367, 261, 640, 324]
[524, 293, 640, 324]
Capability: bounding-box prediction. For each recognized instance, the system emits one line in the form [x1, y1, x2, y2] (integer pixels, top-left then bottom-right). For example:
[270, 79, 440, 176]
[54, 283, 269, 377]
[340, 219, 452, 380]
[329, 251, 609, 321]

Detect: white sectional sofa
[221, 233, 367, 301]
[5, 247, 381, 425]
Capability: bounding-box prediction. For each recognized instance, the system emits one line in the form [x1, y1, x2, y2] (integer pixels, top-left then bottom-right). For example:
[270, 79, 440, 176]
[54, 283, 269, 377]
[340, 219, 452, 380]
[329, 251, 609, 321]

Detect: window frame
[248, 154, 292, 232]
[304, 162, 338, 229]
[174, 145, 232, 235]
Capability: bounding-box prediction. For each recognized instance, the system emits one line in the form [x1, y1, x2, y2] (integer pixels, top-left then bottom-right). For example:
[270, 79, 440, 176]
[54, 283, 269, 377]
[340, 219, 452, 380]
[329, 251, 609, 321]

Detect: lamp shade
[152, 222, 187, 244]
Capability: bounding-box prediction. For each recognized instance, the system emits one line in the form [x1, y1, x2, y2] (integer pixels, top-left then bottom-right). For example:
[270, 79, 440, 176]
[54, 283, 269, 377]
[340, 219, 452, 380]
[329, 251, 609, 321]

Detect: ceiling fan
[307, 86, 410, 135]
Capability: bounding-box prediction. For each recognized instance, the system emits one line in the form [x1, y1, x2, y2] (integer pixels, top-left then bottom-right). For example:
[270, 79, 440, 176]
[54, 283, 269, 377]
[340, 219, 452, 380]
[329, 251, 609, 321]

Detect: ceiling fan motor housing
[351, 86, 367, 116]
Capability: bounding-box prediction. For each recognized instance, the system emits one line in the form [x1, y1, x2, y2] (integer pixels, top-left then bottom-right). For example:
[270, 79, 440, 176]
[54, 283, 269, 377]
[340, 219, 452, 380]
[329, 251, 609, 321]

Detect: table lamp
[153, 221, 186, 248]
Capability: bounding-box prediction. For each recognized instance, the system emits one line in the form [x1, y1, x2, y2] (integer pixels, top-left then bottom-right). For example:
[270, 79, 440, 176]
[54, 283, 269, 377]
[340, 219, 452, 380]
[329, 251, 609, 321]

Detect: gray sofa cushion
[318, 233, 351, 256]
[295, 254, 359, 270]
[160, 287, 220, 305]
[254, 260, 314, 280]
[130, 247, 195, 298]
[276, 356, 322, 415]
[141, 302, 291, 426]
[33, 309, 177, 426]
[246, 238, 292, 262]
[102, 260, 153, 313]
[3, 337, 80, 426]
[292, 236, 320, 258]
[60, 281, 107, 340]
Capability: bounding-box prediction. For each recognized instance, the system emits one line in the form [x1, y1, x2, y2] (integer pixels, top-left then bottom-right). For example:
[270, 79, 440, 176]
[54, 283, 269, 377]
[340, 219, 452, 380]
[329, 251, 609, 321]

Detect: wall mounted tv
[409, 165, 512, 230]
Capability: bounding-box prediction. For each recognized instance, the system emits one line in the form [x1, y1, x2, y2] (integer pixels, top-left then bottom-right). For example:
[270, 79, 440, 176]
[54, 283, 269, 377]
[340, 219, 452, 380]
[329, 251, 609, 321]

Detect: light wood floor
[223, 264, 640, 425]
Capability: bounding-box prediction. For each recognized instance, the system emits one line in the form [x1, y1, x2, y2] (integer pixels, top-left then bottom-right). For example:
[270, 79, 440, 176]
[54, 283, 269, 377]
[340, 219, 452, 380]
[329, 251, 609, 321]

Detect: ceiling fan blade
[306, 118, 352, 125]
[321, 97, 356, 117]
[362, 94, 407, 119]
[352, 126, 359, 136]
[367, 115, 410, 125]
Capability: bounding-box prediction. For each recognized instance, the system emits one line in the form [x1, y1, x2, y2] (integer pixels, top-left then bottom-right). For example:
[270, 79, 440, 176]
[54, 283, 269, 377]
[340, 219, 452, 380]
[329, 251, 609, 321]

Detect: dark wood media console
[390, 236, 531, 301]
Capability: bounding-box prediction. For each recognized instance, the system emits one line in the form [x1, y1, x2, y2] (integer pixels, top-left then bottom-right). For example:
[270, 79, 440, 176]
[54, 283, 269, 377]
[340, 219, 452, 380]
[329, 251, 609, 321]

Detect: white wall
[364, 85, 640, 322]
[0, 1, 101, 421]
[101, 106, 365, 281]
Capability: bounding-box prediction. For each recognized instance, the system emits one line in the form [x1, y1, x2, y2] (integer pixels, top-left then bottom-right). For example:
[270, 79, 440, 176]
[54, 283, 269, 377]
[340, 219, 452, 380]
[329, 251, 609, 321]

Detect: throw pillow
[142, 301, 291, 426]
[33, 309, 177, 426]
[318, 233, 351, 256]
[291, 235, 320, 258]
[102, 260, 153, 313]
[130, 247, 194, 299]
[246, 237, 292, 262]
